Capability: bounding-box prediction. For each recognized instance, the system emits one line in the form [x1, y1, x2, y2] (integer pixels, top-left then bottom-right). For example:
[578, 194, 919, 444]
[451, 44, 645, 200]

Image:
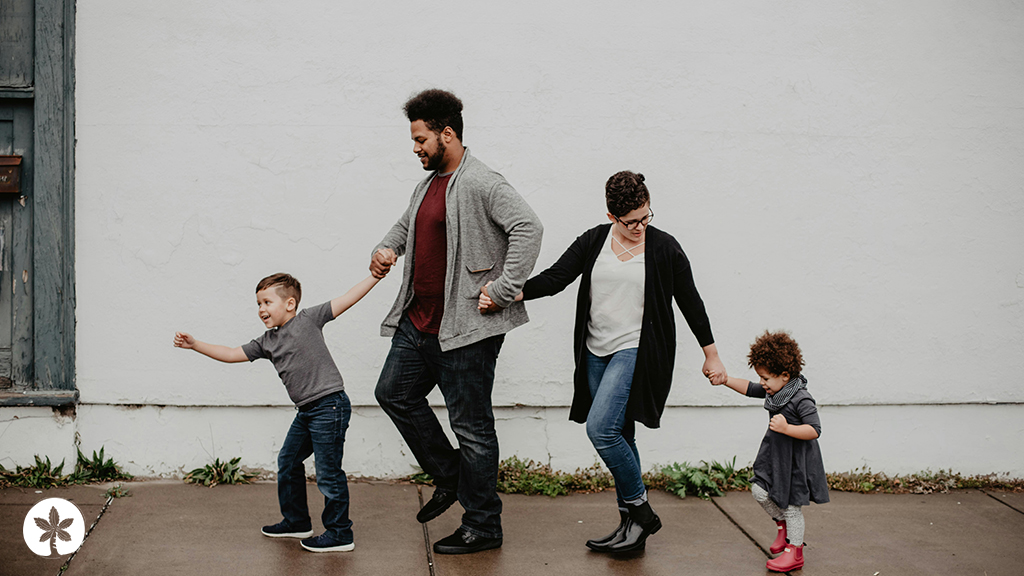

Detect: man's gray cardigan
[374, 148, 543, 351]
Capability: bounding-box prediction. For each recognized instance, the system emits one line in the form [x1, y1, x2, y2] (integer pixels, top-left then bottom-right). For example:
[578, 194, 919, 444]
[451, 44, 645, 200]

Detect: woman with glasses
[478, 170, 727, 553]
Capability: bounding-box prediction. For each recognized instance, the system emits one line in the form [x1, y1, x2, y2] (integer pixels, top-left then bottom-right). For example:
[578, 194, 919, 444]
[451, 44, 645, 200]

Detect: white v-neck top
[586, 228, 646, 356]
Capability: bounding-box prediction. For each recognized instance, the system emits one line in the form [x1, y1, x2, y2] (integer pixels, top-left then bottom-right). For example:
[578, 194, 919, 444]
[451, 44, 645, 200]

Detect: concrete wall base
[2, 404, 1022, 478]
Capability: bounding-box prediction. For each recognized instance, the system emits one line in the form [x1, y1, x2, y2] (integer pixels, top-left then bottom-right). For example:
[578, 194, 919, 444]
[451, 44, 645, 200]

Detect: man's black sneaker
[261, 520, 314, 538]
[432, 526, 502, 555]
[300, 532, 355, 553]
[416, 488, 459, 523]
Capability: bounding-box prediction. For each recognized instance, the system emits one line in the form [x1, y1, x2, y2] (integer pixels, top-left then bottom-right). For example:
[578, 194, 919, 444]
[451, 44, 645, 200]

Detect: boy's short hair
[747, 330, 804, 377]
[256, 273, 301, 305]
[605, 171, 651, 217]
[404, 89, 464, 141]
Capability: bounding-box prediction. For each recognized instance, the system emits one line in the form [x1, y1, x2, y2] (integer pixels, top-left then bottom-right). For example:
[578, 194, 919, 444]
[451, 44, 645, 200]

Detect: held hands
[702, 356, 728, 386]
[478, 281, 525, 314]
[768, 414, 790, 434]
[370, 249, 398, 279]
[173, 332, 195, 349]
[478, 282, 502, 314]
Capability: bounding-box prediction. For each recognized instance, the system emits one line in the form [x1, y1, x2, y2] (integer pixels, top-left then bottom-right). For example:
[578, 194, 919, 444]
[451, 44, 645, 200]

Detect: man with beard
[370, 89, 542, 554]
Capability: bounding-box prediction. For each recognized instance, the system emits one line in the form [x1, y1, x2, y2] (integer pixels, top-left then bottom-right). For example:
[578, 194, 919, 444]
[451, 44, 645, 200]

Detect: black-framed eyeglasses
[615, 209, 654, 230]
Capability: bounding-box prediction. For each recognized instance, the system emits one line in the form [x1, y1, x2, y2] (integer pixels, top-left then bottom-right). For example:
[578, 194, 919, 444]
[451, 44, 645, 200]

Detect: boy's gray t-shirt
[241, 301, 345, 407]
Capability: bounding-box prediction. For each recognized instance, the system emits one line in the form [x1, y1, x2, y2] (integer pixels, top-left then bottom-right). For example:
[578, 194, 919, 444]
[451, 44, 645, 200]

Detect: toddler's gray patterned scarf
[764, 374, 807, 412]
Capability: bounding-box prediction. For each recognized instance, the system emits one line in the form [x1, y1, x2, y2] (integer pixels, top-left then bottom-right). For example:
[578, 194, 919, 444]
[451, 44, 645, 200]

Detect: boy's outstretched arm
[331, 275, 382, 318]
[174, 332, 248, 363]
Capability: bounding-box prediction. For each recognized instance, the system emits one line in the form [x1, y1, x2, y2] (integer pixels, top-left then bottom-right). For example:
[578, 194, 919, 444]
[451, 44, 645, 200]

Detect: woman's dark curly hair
[747, 331, 804, 377]
[605, 171, 650, 217]
[403, 89, 464, 140]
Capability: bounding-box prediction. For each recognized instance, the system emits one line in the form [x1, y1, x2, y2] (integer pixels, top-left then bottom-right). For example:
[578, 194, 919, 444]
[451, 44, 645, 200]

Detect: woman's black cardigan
[522, 223, 715, 429]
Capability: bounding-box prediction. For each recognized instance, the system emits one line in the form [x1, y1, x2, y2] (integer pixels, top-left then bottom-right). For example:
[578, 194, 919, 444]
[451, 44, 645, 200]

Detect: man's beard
[423, 140, 447, 171]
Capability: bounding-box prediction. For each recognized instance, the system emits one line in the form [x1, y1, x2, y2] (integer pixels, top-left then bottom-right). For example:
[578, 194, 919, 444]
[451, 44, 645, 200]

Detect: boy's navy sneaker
[261, 521, 314, 539]
[301, 532, 355, 553]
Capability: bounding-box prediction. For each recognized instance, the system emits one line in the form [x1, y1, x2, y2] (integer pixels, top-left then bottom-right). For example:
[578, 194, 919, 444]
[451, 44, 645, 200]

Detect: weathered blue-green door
[0, 100, 34, 391]
[0, 0, 76, 406]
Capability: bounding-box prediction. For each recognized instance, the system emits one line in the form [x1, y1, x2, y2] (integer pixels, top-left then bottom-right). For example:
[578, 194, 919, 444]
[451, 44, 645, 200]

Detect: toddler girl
[709, 331, 829, 572]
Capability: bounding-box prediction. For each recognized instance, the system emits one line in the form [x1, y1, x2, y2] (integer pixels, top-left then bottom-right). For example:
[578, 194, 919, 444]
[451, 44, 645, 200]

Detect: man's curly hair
[403, 89, 464, 141]
[256, 273, 301, 305]
[747, 330, 804, 377]
[605, 171, 650, 217]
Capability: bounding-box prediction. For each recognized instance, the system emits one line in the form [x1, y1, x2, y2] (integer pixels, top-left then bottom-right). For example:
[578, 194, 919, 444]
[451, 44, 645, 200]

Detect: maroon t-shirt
[407, 173, 452, 334]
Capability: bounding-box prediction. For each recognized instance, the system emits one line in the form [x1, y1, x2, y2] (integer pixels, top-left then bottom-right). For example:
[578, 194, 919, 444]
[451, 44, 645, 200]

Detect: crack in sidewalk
[57, 494, 114, 575]
[417, 486, 437, 576]
[983, 490, 1024, 515]
[710, 497, 797, 576]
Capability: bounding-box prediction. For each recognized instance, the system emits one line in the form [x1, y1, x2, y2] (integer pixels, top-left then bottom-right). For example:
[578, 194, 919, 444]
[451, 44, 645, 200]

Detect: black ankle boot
[606, 500, 661, 553]
[585, 509, 629, 551]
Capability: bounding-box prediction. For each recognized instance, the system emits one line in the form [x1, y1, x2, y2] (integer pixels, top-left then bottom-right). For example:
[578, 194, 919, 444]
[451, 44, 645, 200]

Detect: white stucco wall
[3, 1, 1023, 478]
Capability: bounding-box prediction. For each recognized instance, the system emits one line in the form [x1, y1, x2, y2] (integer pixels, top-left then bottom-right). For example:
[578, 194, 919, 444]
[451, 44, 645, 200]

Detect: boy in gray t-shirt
[174, 272, 380, 553]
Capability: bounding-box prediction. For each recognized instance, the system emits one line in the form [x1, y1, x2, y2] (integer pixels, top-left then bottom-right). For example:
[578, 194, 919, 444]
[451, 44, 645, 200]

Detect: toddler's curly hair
[747, 330, 804, 377]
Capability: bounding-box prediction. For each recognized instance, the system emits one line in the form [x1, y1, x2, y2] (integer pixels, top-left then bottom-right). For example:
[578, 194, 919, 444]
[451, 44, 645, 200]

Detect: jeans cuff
[461, 524, 502, 540]
[624, 490, 648, 506]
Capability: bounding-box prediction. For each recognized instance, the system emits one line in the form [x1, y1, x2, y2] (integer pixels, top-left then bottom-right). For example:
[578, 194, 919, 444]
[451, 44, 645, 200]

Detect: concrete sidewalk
[2, 481, 1023, 576]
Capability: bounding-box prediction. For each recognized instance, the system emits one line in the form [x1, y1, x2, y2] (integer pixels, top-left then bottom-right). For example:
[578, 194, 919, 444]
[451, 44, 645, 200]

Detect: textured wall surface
[3, 1, 1022, 477]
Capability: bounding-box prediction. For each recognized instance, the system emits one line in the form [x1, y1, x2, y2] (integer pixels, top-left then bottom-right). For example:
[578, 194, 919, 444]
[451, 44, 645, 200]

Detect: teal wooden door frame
[0, 0, 76, 407]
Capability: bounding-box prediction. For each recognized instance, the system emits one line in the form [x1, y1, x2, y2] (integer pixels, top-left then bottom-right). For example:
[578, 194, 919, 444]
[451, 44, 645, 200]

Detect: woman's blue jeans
[585, 348, 646, 505]
[277, 391, 353, 542]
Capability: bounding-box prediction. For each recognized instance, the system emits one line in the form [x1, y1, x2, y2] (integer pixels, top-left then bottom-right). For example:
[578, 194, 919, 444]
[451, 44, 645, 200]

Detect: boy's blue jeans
[375, 315, 504, 539]
[277, 390, 353, 542]
[585, 348, 646, 505]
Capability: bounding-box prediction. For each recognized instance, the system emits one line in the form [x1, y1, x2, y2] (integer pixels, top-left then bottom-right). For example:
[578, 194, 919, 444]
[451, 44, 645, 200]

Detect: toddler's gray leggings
[751, 483, 804, 546]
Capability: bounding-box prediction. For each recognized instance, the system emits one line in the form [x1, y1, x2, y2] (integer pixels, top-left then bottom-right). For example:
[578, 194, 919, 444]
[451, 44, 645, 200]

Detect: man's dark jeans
[277, 391, 353, 543]
[375, 315, 505, 539]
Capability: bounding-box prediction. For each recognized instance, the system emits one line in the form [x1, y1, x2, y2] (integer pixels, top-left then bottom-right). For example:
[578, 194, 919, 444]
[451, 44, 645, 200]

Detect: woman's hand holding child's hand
[768, 414, 789, 434]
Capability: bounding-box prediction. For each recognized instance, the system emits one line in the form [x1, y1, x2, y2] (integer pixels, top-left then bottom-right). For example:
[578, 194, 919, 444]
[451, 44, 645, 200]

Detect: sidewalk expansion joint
[710, 497, 797, 575]
[57, 494, 114, 576]
[417, 486, 437, 576]
[983, 490, 1024, 515]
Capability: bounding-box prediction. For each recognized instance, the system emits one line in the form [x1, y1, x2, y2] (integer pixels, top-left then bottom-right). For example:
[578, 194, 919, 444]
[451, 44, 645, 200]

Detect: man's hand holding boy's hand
[173, 332, 195, 349]
[370, 249, 398, 279]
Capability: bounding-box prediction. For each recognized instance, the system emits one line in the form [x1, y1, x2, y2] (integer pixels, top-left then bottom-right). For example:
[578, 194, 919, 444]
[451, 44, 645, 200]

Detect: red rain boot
[766, 543, 804, 572]
[769, 520, 788, 554]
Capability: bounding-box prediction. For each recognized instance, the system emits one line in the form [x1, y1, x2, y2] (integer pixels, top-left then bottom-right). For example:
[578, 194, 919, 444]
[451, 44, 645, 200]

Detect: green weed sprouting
[0, 448, 133, 489]
[0, 455, 71, 489]
[409, 472, 434, 485]
[104, 483, 131, 498]
[408, 456, 1024, 499]
[645, 458, 753, 500]
[73, 448, 134, 484]
[497, 456, 614, 497]
[183, 457, 257, 487]
[826, 467, 1024, 494]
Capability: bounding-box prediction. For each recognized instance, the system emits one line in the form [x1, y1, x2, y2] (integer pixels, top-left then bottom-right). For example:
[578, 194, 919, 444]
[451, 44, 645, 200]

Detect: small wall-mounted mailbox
[0, 156, 21, 195]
